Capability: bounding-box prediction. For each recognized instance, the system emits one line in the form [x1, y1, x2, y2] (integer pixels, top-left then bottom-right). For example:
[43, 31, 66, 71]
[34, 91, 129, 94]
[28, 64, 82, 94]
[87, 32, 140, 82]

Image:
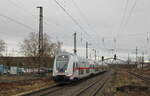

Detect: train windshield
[56, 55, 69, 72]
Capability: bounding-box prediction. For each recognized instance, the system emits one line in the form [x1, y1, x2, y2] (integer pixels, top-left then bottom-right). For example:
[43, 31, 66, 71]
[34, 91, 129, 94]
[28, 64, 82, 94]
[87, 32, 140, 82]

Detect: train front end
[52, 53, 73, 83]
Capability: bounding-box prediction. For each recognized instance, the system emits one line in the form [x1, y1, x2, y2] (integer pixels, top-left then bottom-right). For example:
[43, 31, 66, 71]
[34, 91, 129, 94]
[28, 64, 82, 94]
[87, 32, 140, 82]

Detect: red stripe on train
[74, 67, 103, 70]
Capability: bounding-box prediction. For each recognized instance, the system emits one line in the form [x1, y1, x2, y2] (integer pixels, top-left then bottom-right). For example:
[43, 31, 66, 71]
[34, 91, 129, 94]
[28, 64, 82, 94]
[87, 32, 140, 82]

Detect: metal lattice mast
[37, 6, 44, 57]
[86, 42, 88, 59]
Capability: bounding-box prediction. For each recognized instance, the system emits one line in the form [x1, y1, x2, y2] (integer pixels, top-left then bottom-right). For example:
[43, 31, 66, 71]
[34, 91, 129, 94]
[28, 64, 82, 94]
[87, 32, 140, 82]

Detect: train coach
[52, 52, 107, 83]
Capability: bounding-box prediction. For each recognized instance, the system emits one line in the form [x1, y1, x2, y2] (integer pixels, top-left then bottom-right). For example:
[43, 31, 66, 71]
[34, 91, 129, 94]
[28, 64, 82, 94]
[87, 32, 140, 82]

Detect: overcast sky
[0, 0, 150, 59]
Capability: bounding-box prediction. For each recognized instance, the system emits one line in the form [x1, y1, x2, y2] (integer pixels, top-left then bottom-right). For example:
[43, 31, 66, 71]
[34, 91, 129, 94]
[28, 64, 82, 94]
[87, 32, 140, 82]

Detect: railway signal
[114, 54, 116, 60]
[102, 56, 104, 61]
[102, 56, 104, 65]
[73, 32, 77, 55]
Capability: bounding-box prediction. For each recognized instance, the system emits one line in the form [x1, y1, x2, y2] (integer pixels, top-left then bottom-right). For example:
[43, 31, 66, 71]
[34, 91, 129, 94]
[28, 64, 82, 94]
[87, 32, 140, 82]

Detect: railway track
[128, 71, 150, 85]
[21, 71, 111, 96]
[72, 71, 111, 96]
[22, 84, 63, 96]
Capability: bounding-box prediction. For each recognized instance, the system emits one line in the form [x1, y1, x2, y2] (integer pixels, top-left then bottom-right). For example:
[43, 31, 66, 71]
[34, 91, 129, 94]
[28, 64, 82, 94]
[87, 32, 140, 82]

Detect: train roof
[56, 52, 97, 62]
[56, 52, 74, 56]
[56, 52, 87, 60]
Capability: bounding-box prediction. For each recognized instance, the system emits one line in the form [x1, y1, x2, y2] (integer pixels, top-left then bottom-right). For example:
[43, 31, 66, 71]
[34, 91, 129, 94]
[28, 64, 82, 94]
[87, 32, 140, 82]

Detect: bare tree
[0, 39, 6, 56]
[19, 32, 38, 56]
[48, 41, 62, 57]
[19, 32, 62, 57]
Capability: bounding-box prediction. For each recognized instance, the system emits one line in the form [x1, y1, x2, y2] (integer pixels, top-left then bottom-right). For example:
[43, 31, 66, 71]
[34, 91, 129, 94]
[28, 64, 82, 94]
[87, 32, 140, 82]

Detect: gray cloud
[0, 0, 150, 59]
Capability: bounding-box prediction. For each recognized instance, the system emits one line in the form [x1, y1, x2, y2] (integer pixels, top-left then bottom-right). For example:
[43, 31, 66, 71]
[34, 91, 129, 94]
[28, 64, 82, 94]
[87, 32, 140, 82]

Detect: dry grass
[109, 69, 149, 96]
[0, 75, 55, 96]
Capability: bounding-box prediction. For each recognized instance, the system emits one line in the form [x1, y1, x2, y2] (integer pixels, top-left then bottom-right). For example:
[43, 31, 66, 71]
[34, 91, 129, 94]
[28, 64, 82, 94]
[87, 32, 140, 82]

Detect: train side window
[79, 63, 84, 75]
[81, 69, 84, 74]
[79, 64, 82, 75]
[73, 62, 75, 73]
[86, 68, 89, 73]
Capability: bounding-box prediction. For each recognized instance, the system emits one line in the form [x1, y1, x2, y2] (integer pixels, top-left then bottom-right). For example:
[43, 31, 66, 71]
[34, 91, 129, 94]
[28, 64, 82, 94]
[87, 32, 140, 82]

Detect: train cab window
[56, 55, 69, 72]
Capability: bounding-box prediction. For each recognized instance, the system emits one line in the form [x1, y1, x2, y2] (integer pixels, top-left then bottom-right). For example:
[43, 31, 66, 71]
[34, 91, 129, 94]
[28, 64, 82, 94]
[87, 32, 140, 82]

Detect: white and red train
[52, 52, 107, 83]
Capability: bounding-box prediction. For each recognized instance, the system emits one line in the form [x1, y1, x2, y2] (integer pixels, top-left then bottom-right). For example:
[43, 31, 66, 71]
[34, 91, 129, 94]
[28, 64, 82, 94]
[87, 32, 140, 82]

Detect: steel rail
[128, 71, 150, 85]
[22, 84, 60, 96]
[73, 72, 110, 96]
[91, 77, 109, 96]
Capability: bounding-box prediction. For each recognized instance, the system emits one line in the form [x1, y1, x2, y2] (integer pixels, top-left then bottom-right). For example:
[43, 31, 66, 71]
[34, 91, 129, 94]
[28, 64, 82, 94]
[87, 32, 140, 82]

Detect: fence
[0, 56, 54, 75]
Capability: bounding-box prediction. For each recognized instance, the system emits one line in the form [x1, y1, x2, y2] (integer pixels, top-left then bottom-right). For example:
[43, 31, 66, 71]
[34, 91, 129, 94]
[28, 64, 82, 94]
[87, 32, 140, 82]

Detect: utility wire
[123, 0, 138, 31]
[5, 0, 38, 31]
[115, 0, 140, 53]
[7, 0, 36, 18]
[70, 0, 86, 47]
[71, 0, 102, 47]
[7, 0, 71, 41]
[117, 0, 129, 37]
[47, 0, 88, 48]
[60, 0, 102, 50]
[54, 0, 92, 40]
[54, 0, 128, 52]
[53, 0, 90, 48]
[71, 0, 120, 52]
[0, 13, 36, 31]
[8, 0, 62, 32]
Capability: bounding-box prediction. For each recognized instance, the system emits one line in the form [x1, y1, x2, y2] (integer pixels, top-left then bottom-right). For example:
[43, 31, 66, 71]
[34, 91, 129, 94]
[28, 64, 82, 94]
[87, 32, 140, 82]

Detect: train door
[86, 62, 90, 74]
[73, 62, 79, 77]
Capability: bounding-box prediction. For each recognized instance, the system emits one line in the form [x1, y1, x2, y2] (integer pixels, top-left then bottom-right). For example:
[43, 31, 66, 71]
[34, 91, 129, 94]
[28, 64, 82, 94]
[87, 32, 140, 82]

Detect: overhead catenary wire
[70, 0, 91, 47]
[55, 0, 104, 51]
[71, 0, 102, 48]
[46, 0, 88, 50]
[71, 0, 125, 53]
[122, 0, 139, 32]
[115, 0, 142, 54]
[0, 0, 146, 57]
[7, 0, 72, 43]
[53, 0, 91, 49]
[116, 0, 129, 37]
[7, 0, 58, 32]
[53, 0, 142, 54]
[7, 0, 37, 18]
[52, 1, 99, 50]
[72, 0, 102, 37]
[115, 0, 129, 53]
[53, 0, 92, 40]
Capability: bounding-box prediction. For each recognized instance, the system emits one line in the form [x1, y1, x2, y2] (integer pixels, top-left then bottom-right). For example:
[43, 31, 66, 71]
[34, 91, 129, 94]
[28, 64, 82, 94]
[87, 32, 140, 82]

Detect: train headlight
[70, 76, 74, 80]
[55, 70, 58, 73]
[65, 70, 70, 75]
